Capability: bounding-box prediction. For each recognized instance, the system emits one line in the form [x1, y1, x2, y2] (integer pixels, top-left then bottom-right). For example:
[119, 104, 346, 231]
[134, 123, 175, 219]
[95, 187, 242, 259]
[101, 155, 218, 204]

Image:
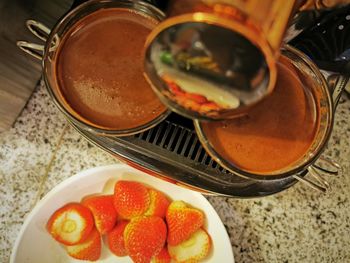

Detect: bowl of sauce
[194, 45, 333, 181]
[43, 0, 169, 136]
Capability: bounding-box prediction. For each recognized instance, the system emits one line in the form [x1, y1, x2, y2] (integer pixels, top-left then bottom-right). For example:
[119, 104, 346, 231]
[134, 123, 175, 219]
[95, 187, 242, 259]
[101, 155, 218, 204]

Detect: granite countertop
[0, 81, 349, 263]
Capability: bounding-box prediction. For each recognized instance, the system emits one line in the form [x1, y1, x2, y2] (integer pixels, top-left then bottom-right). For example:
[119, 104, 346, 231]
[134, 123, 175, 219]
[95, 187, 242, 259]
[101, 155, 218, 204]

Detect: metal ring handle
[293, 156, 341, 193]
[313, 156, 342, 175]
[327, 74, 349, 108]
[26, 20, 51, 42]
[16, 41, 45, 60]
[293, 173, 328, 193]
[17, 20, 51, 60]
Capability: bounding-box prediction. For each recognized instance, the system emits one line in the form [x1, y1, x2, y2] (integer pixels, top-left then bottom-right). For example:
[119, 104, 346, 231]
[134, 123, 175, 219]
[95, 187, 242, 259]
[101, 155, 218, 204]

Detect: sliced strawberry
[151, 246, 171, 263]
[166, 201, 204, 246]
[46, 203, 94, 245]
[107, 220, 129, 257]
[168, 228, 211, 262]
[144, 189, 170, 218]
[113, 181, 150, 219]
[184, 92, 208, 104]
[124, 216, 167, 263]
[167, 81, 185, 96]
[66, 227, 101, 261]
[82, 195, 118, 235]
[200, 101, 222, 111]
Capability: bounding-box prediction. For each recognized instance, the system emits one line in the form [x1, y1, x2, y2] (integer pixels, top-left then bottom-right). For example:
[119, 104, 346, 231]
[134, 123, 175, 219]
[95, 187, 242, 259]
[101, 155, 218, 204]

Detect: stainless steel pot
[17, 0, 170, 137]
[194, 45, 345, 192]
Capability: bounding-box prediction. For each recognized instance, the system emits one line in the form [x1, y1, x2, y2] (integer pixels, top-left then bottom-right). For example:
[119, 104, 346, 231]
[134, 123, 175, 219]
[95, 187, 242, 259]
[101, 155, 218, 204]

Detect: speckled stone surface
[0, 82, 66, 261]
[0, 82, 349, 263]
[39, 124, 117, 199]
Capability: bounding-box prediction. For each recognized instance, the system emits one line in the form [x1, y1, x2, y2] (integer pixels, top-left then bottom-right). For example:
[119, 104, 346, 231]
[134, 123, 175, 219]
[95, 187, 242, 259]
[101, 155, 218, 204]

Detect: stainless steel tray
[70, 113, 304, 197]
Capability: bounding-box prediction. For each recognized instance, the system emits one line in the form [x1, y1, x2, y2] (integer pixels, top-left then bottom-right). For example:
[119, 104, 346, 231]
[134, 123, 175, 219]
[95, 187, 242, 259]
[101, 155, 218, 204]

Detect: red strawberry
[166, 201, 204, 246]
[151, 247, 171, 263]
[66, 227, 101, 261]
[82, 195, 118, 234]
[184, 92, 208, 104]
[144, 189, 170, 218]
[200, 101, 221, 111]
[46, 203, 94, 245]
[113, 181, 150, 219]
[107, 220, 129, 256]
[167, 81, 185, 96]
[168, 228, 211, 262]
[124, 216, 167, 263]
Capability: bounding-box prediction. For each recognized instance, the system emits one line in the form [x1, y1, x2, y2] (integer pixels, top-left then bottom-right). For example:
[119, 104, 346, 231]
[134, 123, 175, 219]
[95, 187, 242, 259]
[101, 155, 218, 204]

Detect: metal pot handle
[17, 20, 51, 60]
[293, 74, 348, 193]
[328, 74, 350, 107]
[293, 156, 342, 192]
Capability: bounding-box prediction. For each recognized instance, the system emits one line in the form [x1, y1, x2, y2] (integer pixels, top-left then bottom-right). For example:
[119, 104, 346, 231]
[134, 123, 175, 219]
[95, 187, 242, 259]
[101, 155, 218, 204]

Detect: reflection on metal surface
[144, 0, 299, 120]
[145, 21, 269, 119]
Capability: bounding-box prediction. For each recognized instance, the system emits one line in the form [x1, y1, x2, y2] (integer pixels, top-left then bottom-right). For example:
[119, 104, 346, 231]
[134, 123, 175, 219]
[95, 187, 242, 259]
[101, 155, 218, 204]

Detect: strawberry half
[113, 181, 150, 219]
[144, 189, 170, 218]
[151, 247, 171, 263]
[46, 203, 94, 245]
[66, 227, 101, 261]
[168, 228, 211, 262]
[124, 216, 167, 263]
[107, 220, 129, 257]
[82, 195, 118, 235]
[166, 201, 204, 246]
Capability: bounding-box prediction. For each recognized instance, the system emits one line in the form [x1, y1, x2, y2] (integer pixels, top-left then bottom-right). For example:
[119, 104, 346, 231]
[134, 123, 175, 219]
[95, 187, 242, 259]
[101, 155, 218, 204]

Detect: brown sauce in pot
[201, 56, 320, 174]
[55, 8, 166, 130]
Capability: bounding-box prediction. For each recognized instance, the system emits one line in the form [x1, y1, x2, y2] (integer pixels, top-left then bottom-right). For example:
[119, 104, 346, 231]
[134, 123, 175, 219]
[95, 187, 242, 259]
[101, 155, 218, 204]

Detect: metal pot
[194, 45, 345, 192]
[17, 0, 170, 137]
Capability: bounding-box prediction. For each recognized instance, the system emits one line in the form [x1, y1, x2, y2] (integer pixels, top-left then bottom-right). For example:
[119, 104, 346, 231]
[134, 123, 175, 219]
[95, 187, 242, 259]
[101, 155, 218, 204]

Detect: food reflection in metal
[144, 20, 272, 120]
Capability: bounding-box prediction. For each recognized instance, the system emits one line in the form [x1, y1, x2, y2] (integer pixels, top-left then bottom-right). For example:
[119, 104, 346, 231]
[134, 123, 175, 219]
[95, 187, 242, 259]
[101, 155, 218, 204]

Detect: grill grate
[74, 112, 299, 196]
[134, 116, 230, 174]
[113, 113, 248, 186]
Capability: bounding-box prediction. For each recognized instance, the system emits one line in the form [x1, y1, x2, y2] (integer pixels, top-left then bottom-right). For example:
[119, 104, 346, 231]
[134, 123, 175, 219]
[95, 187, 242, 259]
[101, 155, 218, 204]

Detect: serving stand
[72, 4, 350, 197]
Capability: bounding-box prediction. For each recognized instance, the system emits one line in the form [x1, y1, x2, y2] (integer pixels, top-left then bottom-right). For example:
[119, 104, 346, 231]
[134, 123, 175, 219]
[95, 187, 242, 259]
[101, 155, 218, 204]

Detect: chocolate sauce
[202, 56, 320, 174]
[55, 8, 166, 130]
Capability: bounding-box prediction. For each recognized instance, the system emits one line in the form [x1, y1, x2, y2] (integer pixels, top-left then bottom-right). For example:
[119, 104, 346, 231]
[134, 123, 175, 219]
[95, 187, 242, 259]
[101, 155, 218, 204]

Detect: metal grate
[74, 112, 298, 196]
[133, 115, 231, 174]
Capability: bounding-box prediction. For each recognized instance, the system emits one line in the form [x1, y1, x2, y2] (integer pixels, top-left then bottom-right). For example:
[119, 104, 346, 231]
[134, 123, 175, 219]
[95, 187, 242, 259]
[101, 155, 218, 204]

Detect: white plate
[11, 164, 234, 263]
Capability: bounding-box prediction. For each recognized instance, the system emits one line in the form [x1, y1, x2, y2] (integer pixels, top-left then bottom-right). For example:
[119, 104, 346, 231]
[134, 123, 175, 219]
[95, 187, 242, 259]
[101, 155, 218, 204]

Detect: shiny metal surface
[144, 19, 272, 120]
[17, 20, 49, 60]
[143, 0, 300, 120]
